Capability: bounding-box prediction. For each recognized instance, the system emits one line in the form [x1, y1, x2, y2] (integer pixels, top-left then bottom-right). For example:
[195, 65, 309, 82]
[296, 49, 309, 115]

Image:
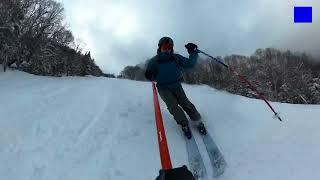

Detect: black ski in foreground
[185, 136, 207, 179]
[201, 132, 227, 177]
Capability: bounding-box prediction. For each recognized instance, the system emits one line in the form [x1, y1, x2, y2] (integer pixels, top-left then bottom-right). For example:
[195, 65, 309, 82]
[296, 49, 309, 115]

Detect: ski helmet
[158, 37, 174, 47]
[157, 37, 174, 54]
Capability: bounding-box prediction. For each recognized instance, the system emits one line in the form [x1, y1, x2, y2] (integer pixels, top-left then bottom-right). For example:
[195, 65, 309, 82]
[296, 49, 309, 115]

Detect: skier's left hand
[185, 43, 198, 54]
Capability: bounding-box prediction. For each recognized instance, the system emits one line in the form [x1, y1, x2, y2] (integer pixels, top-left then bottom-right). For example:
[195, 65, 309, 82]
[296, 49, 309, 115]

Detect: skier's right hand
[145, 70, 154, 81]
[156, 165, 196, 180]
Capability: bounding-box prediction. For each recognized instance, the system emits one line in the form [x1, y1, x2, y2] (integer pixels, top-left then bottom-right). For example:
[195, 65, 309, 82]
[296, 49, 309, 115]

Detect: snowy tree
[0, 0, 104, 76]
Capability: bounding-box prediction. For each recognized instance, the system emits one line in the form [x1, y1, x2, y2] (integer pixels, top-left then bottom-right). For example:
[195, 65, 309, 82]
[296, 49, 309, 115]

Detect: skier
[145, 37, 206, 139]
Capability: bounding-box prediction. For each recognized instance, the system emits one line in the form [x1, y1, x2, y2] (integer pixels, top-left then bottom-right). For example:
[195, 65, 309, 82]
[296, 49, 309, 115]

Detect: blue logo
[294, 7, 312, 23]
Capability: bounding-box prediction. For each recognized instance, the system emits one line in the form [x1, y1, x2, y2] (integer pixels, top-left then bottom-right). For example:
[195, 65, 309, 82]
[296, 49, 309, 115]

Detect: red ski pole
[197, 49, 282, 121]
[152, 82, 172, 169]
[151, 82, 197, 180]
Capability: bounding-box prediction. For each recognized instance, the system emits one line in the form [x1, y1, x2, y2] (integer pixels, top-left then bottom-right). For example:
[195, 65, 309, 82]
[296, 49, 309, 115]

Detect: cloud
[61, 0, 320, 74]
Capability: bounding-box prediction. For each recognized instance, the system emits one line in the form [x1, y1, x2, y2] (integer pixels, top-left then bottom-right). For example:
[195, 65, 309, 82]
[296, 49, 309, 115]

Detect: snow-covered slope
[1, 69, 320, 180]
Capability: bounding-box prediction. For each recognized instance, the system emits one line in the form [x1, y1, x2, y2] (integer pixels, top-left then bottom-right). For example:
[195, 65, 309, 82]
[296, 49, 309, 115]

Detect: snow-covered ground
[1, 69, 320, 180]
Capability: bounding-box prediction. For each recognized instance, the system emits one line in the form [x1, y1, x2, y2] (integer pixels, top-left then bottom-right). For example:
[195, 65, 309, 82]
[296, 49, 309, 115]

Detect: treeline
[0, 0, 103, 76]
[120, 48, 320, 104]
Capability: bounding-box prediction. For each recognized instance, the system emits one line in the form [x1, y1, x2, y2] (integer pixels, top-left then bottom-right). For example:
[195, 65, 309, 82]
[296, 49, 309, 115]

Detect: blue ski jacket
[145, 51, 199, 89]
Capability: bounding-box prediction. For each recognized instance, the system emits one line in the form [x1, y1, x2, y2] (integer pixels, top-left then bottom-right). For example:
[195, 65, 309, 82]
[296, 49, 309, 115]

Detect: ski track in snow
[1, 69, 320, 180]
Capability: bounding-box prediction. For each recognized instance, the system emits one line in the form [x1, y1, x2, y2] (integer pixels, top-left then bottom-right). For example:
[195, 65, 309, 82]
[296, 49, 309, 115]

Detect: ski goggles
[160, 43, 173, 51]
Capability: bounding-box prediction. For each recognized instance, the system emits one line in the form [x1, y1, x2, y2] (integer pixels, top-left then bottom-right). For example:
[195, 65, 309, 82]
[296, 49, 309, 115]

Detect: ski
[185, 136, 207, 179]
[201, 132, 226, 177]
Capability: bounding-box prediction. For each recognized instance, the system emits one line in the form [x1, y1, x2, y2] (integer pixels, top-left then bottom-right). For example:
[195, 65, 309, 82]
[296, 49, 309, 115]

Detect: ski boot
[182, 125, 192, 139]
[197, 122, 207, 135]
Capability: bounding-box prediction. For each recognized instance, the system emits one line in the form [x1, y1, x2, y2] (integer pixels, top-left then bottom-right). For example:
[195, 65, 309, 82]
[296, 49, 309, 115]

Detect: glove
[156, 165, 196, 180]
[145, 70, 154, 81]
[185, 43, 198, 54]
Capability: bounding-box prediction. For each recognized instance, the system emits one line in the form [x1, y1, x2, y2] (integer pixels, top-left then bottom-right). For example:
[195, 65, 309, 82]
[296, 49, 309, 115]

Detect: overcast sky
[59, 0, 320, 74]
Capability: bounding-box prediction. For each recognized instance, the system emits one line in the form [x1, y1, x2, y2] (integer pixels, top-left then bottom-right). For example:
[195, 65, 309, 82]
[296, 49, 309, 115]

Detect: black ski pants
[157, 84, 201, 126]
